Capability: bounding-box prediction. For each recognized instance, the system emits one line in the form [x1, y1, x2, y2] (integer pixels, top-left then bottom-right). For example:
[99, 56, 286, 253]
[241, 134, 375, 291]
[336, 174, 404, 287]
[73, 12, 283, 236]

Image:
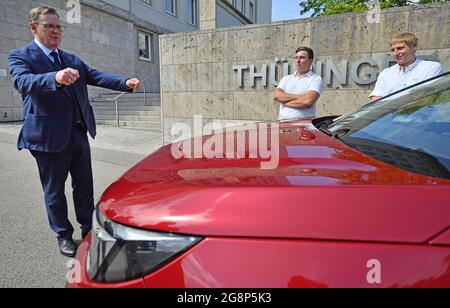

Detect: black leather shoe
[58, 239, 77, 257]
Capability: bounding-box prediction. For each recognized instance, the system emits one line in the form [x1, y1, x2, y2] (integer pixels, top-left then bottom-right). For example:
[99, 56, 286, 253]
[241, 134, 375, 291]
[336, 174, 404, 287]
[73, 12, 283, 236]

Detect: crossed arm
[274, 88, 320, 109]
[370, 95, 381, 101]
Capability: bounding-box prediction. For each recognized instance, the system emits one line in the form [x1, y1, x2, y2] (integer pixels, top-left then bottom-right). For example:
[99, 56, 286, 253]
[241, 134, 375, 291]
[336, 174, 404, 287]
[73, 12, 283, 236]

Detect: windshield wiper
[318, 126, 333, 137]
[313, 116, 343, 139]
[319, 126, 352, 140]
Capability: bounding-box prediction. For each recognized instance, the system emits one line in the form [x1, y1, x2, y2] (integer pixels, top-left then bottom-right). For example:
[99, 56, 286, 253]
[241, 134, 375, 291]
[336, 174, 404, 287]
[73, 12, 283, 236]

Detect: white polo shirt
[277, 70, 324, 120]
[370, 58, 444, 98]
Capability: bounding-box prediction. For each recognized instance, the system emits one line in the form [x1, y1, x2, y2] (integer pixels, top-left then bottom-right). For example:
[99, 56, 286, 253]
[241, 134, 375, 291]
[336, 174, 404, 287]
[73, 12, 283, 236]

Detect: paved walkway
[0, 123, 163, 287]
[0, 123, 163, 156]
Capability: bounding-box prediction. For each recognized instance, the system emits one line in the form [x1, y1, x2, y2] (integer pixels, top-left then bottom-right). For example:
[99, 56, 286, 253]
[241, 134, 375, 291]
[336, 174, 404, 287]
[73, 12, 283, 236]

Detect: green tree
[299, 0, 448, 17]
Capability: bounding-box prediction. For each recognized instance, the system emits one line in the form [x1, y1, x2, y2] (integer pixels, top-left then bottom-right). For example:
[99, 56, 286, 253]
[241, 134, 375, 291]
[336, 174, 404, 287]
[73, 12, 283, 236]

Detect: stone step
[93, 109, 161, 116]
[94, 96, 161, 103]
[99, 91, 160, 96]
[98, 93, 161, 99]
[96, 120, 162, 131]
[92, 92, 162, 132]
[91, 100, 161, 107]
[95, 115, 161, 122]
[92, 106, 161, 113]
[99, 90, 159, 94]
[91, 102, 159, 108]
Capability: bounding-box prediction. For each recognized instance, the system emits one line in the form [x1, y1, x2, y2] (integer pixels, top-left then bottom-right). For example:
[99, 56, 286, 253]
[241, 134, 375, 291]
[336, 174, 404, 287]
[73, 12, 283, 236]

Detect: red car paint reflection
[68, 74, 450, 288]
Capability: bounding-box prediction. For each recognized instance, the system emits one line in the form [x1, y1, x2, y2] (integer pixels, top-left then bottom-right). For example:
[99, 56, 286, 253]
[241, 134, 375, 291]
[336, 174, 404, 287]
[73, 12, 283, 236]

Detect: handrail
[141, 69, 160, 83]
[104, 69, 160, 127]
[141, 69, 160, 106]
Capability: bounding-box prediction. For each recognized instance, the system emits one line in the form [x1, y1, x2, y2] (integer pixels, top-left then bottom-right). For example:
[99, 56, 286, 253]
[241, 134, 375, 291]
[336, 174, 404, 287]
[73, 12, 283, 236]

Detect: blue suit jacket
[8, 42, 132, 152]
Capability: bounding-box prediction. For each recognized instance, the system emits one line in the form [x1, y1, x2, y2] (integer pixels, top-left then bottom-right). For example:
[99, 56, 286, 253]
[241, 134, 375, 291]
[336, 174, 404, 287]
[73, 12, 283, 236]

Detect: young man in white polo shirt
[274, 47, 324, 120]
[370, 33, 444, 101]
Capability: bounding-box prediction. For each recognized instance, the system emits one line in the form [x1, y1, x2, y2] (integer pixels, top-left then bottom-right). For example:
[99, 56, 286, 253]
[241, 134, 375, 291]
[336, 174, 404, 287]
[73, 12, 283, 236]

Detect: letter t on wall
[233, 65, 248, 88]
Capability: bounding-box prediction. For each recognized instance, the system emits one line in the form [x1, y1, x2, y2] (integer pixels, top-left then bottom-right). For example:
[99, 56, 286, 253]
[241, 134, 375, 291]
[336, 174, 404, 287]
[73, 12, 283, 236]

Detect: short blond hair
[28, 7, 59, 23]
[389, 33, 418, 48]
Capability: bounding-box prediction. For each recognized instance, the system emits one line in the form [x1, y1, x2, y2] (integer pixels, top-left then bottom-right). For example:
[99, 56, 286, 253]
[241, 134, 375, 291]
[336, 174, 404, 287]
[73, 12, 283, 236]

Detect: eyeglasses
[34, 23, 65, 32]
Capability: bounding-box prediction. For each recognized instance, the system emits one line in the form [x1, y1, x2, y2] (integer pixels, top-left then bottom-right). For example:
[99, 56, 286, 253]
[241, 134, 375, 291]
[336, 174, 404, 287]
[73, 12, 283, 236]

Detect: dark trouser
[31, 125, 94, 240]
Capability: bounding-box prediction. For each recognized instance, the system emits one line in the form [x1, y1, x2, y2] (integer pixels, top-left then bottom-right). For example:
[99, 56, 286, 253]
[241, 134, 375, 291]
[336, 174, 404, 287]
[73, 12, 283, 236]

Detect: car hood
[99, 121, 450, 244]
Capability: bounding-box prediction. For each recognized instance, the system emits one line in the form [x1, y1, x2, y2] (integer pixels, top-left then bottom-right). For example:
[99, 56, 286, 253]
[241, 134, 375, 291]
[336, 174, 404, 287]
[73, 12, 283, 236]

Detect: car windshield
[327, 72, 450, 179]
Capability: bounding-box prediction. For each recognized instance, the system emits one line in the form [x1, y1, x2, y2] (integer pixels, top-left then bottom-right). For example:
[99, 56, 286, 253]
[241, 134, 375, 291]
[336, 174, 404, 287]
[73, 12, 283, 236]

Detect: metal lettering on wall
[233, 55, 438, 88]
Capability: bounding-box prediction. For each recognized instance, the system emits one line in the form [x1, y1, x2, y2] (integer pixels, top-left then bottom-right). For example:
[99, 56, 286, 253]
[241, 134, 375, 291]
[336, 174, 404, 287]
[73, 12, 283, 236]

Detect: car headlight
[87, 208, 202, 283]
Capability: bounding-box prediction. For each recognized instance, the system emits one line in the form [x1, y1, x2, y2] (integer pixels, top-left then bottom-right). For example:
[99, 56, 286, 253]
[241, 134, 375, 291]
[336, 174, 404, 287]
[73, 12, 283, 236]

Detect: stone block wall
[200, 0, 216, 30]
[160, 2, 450, 144]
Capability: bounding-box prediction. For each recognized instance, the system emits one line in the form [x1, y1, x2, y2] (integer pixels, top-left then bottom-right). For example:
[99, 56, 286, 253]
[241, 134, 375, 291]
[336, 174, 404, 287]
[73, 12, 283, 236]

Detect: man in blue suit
[8, 7, 141, 257]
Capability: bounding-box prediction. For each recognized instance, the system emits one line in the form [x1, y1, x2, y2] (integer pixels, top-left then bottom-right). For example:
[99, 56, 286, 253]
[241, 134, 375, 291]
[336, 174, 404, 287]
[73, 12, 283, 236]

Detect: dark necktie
[50, 51, 64, 71]
[50, 51, 86, 128]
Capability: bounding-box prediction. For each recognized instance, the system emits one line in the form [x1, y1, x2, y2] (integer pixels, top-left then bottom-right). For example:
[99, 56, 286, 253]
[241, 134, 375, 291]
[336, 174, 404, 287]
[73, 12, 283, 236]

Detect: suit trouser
[31, 125, 94, 240]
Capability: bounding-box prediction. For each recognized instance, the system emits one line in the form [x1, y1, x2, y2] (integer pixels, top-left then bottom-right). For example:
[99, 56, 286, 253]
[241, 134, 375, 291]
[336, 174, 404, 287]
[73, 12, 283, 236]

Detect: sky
[272, 0, 312, 22]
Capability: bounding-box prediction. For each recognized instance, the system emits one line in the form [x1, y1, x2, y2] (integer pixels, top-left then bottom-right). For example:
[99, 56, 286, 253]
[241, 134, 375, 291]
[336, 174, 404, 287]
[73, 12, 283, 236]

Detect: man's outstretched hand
[55, 70, 141, 91]
[55, 68, 80, 86]
[126, 78, 141, 91]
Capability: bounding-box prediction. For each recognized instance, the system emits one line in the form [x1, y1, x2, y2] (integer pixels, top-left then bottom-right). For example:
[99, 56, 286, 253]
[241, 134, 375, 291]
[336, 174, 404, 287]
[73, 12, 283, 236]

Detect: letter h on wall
[249, 64, 268, 88]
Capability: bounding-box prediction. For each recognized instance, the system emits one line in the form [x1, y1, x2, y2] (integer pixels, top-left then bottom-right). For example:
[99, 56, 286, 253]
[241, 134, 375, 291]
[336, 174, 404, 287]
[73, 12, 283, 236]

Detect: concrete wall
[0, 0, 162, 122]
[159, 2, 450, 144]
[0, 0, 32, 122]
[200, 0, 216, 30]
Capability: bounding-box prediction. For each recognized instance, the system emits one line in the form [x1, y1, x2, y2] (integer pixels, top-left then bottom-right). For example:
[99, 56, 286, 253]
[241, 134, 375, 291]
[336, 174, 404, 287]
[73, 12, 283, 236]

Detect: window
[241, 0, 246, 15]
[165, 0, 177, 16]
[188, 0, 197, 26]
[138, 31, 152, 61]
[249, 1, 254, 21]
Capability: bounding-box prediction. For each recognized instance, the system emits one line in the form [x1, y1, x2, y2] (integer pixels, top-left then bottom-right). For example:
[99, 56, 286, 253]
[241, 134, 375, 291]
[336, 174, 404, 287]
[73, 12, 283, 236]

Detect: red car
[68, 72, 450, 288]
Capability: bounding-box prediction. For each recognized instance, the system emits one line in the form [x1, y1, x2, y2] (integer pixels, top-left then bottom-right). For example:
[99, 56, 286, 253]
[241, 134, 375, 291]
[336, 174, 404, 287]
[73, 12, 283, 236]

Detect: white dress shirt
[370, 58, 444, 98]
[34, 38, 61, 63]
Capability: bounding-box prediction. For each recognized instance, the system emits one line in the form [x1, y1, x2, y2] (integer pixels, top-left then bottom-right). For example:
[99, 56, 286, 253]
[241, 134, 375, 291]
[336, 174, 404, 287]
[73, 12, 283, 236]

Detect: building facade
[217, 0, 272, 28]
[159, 2, 450, 144]
[0, 0, 272, 122]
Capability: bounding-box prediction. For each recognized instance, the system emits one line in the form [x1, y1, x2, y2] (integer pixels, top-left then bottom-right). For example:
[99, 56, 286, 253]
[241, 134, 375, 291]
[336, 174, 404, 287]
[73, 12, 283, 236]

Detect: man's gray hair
[28, 7, 59, 23]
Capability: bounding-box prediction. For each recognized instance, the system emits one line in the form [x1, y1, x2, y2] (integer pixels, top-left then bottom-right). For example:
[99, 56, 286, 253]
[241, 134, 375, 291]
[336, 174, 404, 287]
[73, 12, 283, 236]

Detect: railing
[142, 70, 160, 107]
[106, 70, 160, 126]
